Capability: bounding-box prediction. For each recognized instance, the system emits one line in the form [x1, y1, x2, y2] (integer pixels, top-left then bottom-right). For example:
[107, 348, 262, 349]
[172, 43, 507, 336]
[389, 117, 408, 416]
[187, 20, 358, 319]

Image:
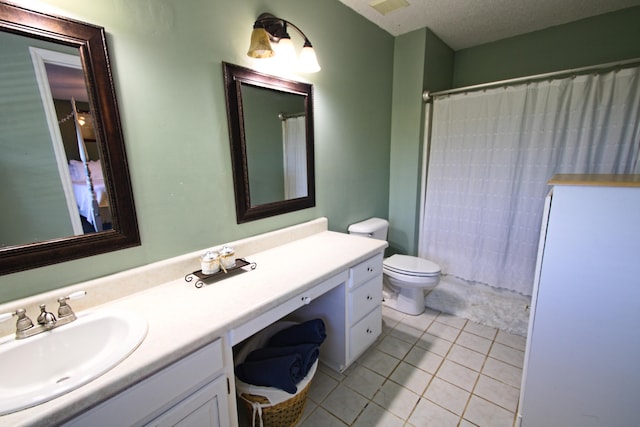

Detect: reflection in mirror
[30, 46, 113, 239]
[0, 2, 139, 275]
[222, 62, 315, 223]
[242, 84, 307, 205]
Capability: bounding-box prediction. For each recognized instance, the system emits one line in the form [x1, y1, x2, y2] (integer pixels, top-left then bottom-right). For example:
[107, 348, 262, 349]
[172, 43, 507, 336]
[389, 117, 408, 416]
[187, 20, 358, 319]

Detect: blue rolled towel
[245, 343, 319, 377]
[268, 319, 326, 346]
[236, 353, 303, 394]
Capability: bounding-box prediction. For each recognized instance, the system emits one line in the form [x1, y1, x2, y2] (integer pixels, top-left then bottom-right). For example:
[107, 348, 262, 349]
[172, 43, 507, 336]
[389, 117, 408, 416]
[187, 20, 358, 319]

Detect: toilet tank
[348, 218, 389, 240]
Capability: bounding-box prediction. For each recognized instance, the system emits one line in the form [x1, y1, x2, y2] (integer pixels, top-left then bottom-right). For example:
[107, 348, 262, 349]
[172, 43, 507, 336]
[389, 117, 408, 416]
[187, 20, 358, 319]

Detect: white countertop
[0, 220, 387, 426]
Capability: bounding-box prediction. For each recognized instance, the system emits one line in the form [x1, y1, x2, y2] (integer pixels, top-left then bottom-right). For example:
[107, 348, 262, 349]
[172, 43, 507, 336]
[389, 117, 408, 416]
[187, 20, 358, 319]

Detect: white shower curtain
[282, 116, 307, 199]
[420, 66, 640, 296]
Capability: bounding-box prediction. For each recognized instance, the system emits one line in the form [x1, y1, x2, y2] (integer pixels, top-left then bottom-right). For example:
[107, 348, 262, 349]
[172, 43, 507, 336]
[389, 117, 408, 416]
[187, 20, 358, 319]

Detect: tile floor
[299, 306, 526, 427]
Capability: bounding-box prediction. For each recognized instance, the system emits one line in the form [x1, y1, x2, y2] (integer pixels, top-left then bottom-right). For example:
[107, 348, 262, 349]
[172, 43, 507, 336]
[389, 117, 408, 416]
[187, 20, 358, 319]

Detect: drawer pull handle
[366, 328, 372, 334]
[367, 267, 374, 272]
[366, 295, 372, 301]
[302, 296, 311, 305]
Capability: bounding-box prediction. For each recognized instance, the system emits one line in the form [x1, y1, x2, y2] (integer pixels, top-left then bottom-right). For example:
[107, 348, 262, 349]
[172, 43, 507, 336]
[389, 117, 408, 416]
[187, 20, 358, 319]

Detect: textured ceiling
[338, 0, 640, 50]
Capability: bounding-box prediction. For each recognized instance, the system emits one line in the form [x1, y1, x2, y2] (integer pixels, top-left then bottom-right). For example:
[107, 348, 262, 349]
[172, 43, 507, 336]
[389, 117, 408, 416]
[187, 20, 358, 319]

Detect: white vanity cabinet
[346, 252, 383, 365]
[0, 220, 390, 427]
[291, 252, 384, 372]
[62, 251, 385, 426]
[63, 339, 232, 427]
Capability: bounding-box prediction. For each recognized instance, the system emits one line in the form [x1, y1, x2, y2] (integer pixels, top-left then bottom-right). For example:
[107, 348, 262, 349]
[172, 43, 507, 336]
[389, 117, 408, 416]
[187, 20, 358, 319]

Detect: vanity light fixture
[247, 13, 321, 73]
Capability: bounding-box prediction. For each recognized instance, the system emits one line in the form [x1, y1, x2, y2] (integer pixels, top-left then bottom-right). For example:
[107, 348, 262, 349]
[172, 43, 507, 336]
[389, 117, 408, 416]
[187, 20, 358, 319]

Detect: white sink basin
[0, 309, 147, 415]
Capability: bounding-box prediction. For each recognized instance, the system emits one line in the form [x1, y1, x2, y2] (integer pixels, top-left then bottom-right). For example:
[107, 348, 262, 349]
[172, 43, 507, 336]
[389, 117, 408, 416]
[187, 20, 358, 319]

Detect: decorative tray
[185, 258, 257, 288]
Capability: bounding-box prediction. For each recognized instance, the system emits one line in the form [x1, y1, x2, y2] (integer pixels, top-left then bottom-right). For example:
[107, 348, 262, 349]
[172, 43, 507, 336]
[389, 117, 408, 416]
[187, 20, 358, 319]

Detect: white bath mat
[425, 276, 531, 336]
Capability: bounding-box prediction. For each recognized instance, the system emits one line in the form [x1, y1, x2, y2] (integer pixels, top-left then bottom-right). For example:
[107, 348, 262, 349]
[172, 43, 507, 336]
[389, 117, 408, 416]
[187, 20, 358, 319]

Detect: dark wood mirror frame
[222, 62, 315, 223]
[0, 2, 140, 275]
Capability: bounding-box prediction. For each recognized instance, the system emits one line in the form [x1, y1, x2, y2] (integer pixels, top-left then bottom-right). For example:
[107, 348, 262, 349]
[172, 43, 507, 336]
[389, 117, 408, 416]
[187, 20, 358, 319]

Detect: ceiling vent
[369, 0, 410, 15]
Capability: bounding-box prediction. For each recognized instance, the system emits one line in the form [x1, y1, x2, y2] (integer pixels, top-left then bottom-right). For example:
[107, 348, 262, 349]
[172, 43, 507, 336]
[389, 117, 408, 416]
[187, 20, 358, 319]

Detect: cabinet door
[349, 308, 382, 364]
[519, 185, 640, 427]
[147, 376, 230, 427]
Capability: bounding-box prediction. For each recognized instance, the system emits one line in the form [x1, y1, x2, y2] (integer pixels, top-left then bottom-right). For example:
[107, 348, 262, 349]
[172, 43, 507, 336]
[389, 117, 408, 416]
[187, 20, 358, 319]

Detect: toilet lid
[383, 254, 441, 277]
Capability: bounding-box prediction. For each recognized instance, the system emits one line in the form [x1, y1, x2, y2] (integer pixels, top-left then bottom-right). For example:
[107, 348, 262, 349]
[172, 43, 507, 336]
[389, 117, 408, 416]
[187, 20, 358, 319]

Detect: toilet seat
[383, 254, 440, 277]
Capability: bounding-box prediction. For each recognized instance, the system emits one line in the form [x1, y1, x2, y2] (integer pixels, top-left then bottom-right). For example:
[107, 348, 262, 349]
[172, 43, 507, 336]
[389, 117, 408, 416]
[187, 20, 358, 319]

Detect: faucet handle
[0, 312, 14, 323]
[58, 290, 87, 304]
[0, 309, 34, 332]
[57, 290, 86, 320]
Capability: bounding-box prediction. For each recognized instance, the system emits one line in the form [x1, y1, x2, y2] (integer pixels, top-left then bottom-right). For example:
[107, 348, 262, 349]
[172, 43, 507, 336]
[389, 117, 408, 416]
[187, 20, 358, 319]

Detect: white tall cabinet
[517, 175, 640, 427]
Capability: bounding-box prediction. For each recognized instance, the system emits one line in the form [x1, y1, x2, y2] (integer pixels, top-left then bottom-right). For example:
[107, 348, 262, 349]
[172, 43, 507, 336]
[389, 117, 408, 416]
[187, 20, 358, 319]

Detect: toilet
[348, 218, 441, 315]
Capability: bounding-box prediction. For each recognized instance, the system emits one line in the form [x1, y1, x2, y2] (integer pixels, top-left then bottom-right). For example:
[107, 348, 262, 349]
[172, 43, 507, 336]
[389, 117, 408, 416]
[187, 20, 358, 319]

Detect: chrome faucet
[0, 291, 86, 340]
[37, 304, 57, 329]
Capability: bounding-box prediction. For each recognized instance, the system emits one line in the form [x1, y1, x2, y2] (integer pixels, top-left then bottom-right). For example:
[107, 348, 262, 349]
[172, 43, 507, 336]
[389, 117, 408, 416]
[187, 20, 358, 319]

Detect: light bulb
[299, 44, 320, 73]
[275, 37, 296, 66]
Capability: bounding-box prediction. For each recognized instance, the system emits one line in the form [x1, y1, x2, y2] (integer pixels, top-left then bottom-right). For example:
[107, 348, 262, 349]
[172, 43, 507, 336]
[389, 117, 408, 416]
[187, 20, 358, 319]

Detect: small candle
[200, 251, 220, 274]
[219, 246, 236, 269]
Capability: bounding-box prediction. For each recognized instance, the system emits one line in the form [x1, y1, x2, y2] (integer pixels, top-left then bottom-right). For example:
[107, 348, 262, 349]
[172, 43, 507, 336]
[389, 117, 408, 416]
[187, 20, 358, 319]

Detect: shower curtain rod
[422, 57, 640, 102]
[278, 111, 305, 120]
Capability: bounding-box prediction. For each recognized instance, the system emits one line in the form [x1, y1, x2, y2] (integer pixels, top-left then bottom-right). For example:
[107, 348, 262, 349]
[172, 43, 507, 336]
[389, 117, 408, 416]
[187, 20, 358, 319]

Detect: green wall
[453, 6, 640, 87]
[0, 0, 394, 303]
[388, 29, 453, 256]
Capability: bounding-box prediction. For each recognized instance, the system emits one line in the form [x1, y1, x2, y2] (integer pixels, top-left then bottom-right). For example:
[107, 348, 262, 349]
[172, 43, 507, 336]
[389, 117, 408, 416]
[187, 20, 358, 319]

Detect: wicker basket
[234, 321, 318, 427]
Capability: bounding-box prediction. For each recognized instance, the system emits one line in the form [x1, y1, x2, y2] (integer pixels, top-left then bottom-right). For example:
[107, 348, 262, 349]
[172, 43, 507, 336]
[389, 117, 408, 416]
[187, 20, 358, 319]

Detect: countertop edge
[548, 174, 640, 187]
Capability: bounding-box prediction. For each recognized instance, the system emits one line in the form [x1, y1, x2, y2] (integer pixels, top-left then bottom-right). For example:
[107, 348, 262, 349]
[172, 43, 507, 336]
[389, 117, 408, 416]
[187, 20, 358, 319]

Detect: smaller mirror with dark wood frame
[222, 62, 315, 223]
[0, 2, 140, 275]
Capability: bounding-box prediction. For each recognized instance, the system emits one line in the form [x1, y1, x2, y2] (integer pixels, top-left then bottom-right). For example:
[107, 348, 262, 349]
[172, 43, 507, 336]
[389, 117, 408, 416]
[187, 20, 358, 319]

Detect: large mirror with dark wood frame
[0, 2, 140, 275]
[222, 62, 315, 223]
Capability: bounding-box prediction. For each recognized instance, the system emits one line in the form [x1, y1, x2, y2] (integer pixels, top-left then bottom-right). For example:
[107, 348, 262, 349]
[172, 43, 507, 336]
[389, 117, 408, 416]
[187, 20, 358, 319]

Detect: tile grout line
[425, 316, 472, 423]
[458, 327, 497, 425]
[368, 312, 434, 424]
[459, 325, 525, 425]
[302, 309, 526, 426]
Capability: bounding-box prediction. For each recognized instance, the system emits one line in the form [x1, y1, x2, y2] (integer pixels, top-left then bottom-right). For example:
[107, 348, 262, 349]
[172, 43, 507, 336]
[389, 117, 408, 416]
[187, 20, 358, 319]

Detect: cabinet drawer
[349, 252, 383, 289]
[349, 308, 381, 363]
[230, 270, 348, 345]
[349, 276, 382, 325]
